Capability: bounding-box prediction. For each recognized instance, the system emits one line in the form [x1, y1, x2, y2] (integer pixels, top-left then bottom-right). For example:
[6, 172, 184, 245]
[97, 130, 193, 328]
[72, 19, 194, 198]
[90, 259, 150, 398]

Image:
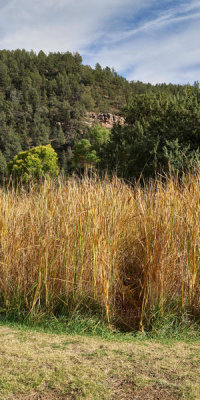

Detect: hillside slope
[0, 49, 192, 177]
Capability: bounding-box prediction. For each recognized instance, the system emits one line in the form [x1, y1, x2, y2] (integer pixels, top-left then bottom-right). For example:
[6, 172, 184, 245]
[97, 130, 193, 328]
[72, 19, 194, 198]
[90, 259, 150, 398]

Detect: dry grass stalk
[0, 173, 199, 329]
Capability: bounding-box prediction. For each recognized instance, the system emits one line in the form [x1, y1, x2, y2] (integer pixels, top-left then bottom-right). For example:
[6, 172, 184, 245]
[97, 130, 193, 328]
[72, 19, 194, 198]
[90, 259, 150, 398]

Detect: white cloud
[84, 1, 200, 84]
[182, 0, 200, 12]
[0, 0, 153, 51]
[0, 0, 134, 51]
[0, 0, 199, 84]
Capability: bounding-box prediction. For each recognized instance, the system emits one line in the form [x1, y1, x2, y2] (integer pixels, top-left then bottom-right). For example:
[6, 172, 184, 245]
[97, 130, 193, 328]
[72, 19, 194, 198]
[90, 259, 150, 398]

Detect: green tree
[0, 117, 22, 161]
[0, 61, 11, 89]
[106, 91, 200, 179]
[88, 124, 110, 150]
[88, 124, 111, 170]
[163, 139, 200, 172]
[0, 150, 7, 183]
[72, 139, 99, 169]
[8, 145, 59, 183]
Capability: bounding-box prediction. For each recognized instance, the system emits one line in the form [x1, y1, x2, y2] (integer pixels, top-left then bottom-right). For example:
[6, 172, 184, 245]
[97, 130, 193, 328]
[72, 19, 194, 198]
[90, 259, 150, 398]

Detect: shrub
[8, 145, 59, 182]
[72, 139, 99, 168]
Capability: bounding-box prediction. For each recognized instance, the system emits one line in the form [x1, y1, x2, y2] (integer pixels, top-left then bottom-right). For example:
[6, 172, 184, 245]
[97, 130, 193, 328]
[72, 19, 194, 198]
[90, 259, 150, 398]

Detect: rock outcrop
[86, 112, 125, 129]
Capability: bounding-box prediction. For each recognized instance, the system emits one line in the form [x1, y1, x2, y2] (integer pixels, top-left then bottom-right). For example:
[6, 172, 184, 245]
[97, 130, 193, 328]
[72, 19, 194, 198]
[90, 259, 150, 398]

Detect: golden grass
[0, 173, 200, 329]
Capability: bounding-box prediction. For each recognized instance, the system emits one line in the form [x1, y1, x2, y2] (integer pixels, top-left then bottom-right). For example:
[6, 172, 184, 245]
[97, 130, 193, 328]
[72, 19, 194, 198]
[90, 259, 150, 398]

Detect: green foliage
[1, 49, 200, 180]
[87, 124, 111, 171]
[105, 90, 200, 179]
[8, 145, 59, 182]
[0, 150, 7, 182]
[72, 139, 99, 168]
[0, 49, 136, 175]
[163, 139, 200, 172]
[88, 124, 110, 149]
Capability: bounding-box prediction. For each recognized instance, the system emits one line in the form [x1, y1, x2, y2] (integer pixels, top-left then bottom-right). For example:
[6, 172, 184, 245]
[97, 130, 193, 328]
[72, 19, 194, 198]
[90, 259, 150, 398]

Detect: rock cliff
[86, 112, 125, 129]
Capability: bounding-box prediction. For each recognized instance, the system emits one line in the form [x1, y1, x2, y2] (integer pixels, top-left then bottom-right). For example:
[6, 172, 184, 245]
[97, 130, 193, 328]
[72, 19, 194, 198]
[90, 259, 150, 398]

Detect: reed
[0, 173, 199, 330]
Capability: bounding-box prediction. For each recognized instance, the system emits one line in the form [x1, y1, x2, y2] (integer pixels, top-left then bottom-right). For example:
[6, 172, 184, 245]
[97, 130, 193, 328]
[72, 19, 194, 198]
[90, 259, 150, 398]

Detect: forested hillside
[0, 49, 200, 180]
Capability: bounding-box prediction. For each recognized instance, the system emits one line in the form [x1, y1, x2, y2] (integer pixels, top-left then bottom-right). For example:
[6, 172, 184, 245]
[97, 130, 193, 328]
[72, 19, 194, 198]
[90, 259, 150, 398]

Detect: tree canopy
[8, 145, 59, 182]
[0, 49, 200, 181]
[104, 89, 200, 179]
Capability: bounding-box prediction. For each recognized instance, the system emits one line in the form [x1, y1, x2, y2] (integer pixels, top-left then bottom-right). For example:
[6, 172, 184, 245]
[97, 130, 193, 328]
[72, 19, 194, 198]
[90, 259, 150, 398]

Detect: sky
[0, 0, 200, 84]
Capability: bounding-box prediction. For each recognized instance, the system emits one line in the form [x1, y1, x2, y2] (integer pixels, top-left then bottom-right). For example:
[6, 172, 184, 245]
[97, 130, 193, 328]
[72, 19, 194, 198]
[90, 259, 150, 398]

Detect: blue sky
[0, 0, 200, 84]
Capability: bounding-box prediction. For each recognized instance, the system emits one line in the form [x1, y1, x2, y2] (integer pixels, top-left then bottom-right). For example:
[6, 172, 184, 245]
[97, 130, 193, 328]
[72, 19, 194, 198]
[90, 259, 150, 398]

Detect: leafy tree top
[88, 124, 110, 149]
[72, 139, 99, 168]
[8, 144, 59, 182]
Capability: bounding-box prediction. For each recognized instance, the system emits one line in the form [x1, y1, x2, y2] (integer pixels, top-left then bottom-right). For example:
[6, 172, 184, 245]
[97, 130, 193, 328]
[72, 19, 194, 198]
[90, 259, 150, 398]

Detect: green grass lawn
[0, 324, 199, 400]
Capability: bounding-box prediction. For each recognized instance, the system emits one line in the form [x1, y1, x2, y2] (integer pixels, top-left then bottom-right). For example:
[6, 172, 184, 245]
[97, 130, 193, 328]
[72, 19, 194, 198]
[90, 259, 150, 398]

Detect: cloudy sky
[0, 0, 200, 84]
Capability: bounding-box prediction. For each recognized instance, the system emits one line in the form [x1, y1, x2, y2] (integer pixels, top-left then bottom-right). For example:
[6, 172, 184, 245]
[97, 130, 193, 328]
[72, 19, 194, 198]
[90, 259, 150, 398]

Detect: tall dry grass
[0, 174, 199, 330]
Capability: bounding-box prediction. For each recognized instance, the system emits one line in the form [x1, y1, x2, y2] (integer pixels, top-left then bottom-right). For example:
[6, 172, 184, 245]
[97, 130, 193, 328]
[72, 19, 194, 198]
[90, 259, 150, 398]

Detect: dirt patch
[131, 385, 181, 400]
[8, 392, 72, 400]
[109, 377, 181, 400]
[10, 385, 181, 400]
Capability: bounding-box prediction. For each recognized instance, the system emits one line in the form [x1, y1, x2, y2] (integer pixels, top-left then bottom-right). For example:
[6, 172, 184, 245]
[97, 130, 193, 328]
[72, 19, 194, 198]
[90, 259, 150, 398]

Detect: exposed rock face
[86, 112, 125, 129]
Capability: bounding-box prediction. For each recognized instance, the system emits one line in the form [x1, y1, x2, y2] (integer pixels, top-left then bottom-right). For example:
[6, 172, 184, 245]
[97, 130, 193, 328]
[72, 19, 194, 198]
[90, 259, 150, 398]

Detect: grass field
[0, 174, 200, 398]
[0, 324, 199, 400]
[0, 174, 200, 331]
